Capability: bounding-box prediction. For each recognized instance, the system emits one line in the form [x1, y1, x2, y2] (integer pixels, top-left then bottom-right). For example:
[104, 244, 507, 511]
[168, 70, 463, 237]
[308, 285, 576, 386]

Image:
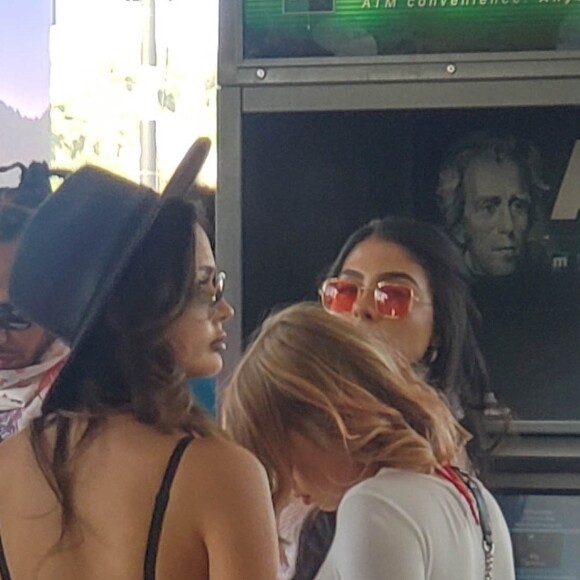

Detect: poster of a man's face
[436, 132, 548, 277]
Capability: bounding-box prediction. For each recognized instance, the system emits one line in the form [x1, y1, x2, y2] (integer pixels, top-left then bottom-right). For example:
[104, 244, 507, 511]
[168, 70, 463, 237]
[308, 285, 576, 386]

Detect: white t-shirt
[315, 468, 515, 580]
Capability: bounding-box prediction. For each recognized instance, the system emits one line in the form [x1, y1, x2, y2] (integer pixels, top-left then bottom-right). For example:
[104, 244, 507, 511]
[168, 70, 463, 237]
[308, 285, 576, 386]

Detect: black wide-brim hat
[9, 137, 211, 354]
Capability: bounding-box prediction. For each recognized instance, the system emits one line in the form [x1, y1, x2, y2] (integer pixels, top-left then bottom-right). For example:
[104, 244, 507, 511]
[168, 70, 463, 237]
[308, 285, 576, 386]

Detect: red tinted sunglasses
[319, 278, 424, 319]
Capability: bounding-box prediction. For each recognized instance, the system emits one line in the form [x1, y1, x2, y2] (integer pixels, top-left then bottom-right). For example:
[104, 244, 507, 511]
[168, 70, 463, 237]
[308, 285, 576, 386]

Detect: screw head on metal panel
[446, 64, 456, 75]
[256, 68, 267, 79]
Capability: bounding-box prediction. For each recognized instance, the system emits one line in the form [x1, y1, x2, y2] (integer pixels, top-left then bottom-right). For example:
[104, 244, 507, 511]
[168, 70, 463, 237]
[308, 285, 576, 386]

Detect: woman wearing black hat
[0, 140, 279, 580]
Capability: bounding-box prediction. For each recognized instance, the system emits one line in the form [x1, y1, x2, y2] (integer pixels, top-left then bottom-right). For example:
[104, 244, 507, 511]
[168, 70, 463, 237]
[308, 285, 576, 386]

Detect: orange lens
[321, 280, 359, 313]
[375, 284, 413, 318]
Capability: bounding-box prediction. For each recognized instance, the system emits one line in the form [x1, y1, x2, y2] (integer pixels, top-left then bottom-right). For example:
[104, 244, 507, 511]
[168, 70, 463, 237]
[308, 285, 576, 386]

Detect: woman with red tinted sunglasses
[318, 216, 491, 413]
[293, 216, 503, 580]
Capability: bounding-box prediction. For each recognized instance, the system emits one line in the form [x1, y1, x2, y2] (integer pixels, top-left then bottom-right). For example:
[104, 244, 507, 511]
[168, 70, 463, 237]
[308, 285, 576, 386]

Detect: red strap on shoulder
[435, 465, 480, 525]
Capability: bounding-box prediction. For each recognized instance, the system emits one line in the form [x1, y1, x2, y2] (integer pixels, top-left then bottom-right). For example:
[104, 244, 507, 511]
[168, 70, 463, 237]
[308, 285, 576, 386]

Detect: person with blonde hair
[222, 303, 514, 580]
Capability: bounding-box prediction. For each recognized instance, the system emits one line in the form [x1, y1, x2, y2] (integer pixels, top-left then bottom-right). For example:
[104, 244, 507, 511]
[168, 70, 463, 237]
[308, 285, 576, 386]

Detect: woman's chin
[184, 353, 224, 380]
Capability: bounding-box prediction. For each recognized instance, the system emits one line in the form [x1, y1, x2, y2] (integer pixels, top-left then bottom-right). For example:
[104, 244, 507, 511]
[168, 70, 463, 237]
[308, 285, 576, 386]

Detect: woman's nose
[352, 288, 379, 321]
[215, 297, 235, 322]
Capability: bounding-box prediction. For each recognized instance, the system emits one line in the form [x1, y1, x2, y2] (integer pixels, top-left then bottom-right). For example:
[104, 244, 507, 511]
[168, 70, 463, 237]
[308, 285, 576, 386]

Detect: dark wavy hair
[29, 198, 218, 540]
[324, 215, 490, 418]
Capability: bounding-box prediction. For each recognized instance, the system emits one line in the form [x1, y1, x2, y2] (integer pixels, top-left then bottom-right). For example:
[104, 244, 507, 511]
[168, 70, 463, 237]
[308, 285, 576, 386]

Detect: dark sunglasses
[319, 278, 426, 319]
[0, 303, 33, 331]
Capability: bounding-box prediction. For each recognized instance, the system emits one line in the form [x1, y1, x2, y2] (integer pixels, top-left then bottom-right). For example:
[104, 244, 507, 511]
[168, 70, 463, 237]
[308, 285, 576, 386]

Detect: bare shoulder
[182, 435, 269, 489]
[0, 430, 32, 497]
[176, 436, 279, 577]
[174, 435, 273, 525]
[0, 430, 30, 461]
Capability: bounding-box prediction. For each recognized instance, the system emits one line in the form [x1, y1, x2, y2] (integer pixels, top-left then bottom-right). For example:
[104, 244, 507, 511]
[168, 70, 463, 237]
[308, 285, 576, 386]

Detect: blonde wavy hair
[221, 303, 470, 510]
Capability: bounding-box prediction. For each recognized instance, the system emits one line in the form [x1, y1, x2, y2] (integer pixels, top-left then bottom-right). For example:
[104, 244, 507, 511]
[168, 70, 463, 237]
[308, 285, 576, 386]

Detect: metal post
[140, 0, 157, 189]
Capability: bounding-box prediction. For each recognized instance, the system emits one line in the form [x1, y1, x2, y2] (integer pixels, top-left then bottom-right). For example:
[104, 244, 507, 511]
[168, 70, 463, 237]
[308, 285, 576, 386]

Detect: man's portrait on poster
[436, 131, 550, 277]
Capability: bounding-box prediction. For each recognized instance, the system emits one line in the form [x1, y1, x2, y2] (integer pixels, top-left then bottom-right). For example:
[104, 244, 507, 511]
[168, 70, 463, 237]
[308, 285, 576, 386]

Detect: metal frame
[487, 420, 580, 437]
[216, 85, 243, 379]
[230, 53, 580, 89]
[241, 77, 580, 112]
[219, 0, 580, 90]
[485, 431, 580, 489]
[489, 472, 580, 493]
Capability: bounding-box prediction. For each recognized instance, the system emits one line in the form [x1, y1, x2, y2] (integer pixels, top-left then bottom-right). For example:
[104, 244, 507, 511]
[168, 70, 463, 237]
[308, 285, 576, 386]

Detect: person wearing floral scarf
[0, 162, 69, 441]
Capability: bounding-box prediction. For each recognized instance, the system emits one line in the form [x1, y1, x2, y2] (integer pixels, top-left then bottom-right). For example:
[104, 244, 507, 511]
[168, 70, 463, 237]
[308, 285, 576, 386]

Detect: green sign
[244, 0, 580, 58]
[284, 0, 335, 13]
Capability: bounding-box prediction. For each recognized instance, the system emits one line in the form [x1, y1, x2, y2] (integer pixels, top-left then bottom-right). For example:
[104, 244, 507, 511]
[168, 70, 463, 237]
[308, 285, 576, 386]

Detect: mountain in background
[0, 100, 50, 186]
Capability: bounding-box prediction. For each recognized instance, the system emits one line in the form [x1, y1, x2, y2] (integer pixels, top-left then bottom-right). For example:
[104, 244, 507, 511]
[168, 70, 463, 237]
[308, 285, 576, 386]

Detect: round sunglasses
[319, 277, 427, 319]
[194, 271, 226, 310]
[211, 271, 226, 307]
[0, 303, 33, 331]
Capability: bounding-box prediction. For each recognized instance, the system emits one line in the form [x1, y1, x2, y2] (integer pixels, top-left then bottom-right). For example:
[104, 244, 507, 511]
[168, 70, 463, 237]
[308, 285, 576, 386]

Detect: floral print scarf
[0, 340, 69, 441]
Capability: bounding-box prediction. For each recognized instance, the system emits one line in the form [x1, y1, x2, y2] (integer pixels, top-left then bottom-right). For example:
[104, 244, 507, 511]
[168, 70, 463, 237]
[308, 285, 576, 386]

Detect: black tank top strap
[143, 435, 194, 580]
[0, 530, 12, 580]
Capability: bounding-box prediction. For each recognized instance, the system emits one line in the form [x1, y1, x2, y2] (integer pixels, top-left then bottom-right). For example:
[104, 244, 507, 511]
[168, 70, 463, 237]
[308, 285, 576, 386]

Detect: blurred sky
[0, 0, 218, 185]
[0, 0, 51, 118]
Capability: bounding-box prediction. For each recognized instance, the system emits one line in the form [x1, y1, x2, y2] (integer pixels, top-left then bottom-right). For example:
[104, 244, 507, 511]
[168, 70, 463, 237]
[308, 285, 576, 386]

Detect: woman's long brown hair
[29, 199, 219, 541]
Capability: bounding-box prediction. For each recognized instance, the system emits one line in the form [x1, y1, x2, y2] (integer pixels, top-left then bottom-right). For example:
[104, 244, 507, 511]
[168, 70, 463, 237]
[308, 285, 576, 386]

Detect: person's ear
[425, 335, 441, 364]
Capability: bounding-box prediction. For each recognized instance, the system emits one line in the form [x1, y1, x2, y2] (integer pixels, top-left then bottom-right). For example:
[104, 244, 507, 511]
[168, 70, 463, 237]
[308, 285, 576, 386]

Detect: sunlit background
[0, 0, 218, 190]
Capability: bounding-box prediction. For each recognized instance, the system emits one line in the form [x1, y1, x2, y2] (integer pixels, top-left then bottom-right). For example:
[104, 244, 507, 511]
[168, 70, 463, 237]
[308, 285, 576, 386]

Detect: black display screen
[242, 106, 580, 421]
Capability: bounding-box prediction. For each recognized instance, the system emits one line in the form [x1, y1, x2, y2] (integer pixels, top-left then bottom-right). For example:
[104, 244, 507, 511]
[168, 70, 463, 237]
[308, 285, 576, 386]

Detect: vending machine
[217, 1, 580, 576]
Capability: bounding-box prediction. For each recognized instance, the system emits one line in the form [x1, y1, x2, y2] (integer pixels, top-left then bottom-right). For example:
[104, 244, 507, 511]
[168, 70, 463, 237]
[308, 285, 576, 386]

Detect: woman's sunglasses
[211, 271, 226, 306]
[0, 303, 32, 331]
[193, 271, 226, 316]
[319, 278, 424, 319]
